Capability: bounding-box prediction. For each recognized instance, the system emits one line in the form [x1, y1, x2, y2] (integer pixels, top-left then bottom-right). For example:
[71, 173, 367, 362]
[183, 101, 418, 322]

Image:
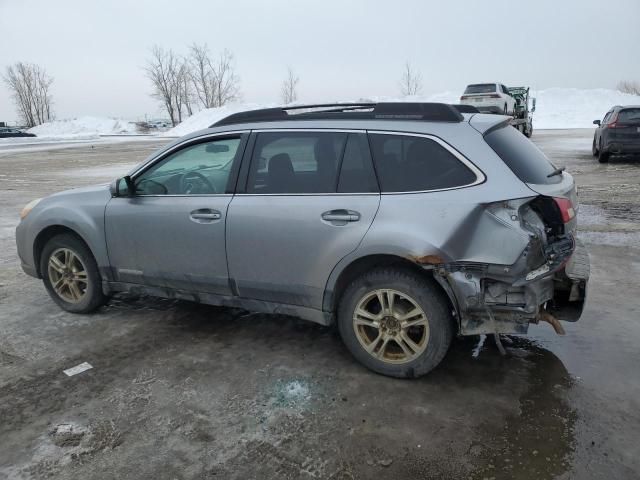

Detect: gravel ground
[0, 130, 639, 479]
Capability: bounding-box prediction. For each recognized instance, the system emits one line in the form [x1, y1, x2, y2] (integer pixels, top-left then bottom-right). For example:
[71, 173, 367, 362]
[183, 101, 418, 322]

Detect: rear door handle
[190, 208, 221, 223]
[321, 209, 360, 223]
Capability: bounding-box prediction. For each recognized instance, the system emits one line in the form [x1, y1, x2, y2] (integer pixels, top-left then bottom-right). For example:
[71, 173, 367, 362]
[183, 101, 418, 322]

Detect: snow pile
[27, 116, 138, 139]
[533, 88, 640, 129]
[163, 103, 275, 137]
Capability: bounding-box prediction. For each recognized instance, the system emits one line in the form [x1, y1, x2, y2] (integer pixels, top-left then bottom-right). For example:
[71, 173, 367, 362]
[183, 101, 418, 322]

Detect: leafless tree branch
[400, 62, 422, 96]
[281, 67, 299, 104]
[3, 62, 54, 127]
[210, 49, 240, 108]
[617, 80, 640, 96]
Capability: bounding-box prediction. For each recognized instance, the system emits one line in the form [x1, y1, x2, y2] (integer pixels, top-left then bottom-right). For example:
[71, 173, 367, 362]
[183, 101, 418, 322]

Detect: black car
[592, 105, 640, 163]
[0, 127, 36, 138]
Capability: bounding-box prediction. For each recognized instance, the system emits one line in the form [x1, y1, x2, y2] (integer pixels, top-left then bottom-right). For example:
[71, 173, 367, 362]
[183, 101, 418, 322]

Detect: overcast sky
[1, 0, 639, 123]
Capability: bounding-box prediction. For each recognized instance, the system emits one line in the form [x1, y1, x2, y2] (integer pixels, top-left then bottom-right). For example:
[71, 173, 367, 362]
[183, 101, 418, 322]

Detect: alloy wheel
[47, 248, 88, 303]
[352, 289, 429, 364]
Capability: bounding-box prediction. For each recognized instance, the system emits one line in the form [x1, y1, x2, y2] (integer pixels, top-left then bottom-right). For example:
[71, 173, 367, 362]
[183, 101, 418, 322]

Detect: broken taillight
[553, 197, 575, 223]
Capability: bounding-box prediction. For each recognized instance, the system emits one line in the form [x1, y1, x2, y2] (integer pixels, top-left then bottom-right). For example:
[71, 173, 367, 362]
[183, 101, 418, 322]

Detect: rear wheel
[40, 233, 106, 313]
[337, 268, 453, 378]
[598, 141, 609, 163]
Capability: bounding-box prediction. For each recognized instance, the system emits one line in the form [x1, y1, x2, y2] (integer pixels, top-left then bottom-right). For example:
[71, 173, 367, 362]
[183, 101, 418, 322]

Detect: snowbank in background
[163, 103, 275, 137]
[163, 88, 638, 136]
[532, 88, 640, 129]
[15, 88, 637, 141]
[27, 116, 138, 139]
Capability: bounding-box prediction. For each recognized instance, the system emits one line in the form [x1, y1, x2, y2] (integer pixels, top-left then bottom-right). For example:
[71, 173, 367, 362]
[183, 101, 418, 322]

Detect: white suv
[460, 83, 516, 115]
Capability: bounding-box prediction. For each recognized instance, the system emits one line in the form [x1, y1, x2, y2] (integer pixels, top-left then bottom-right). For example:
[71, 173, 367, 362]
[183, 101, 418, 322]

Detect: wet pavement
[0, 131, 639, 479]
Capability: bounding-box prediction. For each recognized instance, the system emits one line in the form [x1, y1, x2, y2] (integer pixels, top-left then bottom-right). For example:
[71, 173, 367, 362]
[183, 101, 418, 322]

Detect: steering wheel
[180, 171, 216, 194]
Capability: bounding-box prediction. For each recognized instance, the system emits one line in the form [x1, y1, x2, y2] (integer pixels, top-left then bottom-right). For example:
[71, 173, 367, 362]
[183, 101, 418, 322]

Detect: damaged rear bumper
[436, 239, 590, 336]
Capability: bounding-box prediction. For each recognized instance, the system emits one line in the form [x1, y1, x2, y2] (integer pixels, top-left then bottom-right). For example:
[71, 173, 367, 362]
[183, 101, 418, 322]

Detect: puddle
[470, 338, 577, 479]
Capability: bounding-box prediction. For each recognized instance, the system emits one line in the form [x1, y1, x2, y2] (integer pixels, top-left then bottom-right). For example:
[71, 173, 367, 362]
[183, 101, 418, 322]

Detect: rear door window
[247, 131, 347, 194]
[368, 133, 479, 192]
[484, 125, 561, 184]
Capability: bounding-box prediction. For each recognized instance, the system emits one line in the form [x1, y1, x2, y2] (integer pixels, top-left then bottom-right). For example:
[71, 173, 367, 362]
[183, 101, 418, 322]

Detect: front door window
[135, 137, 242, 195]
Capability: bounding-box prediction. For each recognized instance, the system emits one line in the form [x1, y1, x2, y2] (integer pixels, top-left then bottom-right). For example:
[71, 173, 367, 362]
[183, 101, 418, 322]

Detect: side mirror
[111, 176, 135, 197]
[593, 120, 601, 126]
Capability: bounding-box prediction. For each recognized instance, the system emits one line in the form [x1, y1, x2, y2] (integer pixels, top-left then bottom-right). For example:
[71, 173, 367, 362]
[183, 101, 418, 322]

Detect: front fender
[17, 185, 111, 276]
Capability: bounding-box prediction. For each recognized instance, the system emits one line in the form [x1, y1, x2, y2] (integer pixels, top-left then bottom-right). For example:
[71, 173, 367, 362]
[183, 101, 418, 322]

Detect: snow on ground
[0, 116, 145, 151]
[27, 116, 139, 139]
[162, 88, 639, 137]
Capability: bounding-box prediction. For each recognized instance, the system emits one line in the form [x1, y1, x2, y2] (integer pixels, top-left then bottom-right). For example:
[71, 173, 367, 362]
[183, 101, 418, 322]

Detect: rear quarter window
[484, 125, 561, 184]
[369, 133, 479, 192]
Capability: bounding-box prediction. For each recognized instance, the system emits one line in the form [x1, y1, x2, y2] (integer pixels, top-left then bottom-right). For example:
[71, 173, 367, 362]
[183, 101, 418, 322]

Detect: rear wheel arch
[325, 254, 457, 329]
[33, 225, 92, 277]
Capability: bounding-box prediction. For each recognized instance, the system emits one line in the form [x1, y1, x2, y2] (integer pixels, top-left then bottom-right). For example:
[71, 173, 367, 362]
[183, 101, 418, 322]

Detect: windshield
[465, 84, 497, 94]
[485, 125, 561, 184]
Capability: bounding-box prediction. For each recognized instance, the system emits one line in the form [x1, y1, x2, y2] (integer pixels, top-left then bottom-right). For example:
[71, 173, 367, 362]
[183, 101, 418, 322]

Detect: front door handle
[321, 209, 360, 223]
[190, 208, 221, 223]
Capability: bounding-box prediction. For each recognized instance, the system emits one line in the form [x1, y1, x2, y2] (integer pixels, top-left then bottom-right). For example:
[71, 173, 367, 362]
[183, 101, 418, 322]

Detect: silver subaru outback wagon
[15, 103, 589, 378]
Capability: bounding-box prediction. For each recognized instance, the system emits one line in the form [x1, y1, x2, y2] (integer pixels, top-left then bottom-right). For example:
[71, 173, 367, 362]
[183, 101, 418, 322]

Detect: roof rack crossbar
[211, 102, 464, 127]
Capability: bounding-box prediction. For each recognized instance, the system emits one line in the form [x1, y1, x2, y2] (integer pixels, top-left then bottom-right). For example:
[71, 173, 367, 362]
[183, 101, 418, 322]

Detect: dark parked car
[592, 105, 640, 163]
[0, 127, 36, 138]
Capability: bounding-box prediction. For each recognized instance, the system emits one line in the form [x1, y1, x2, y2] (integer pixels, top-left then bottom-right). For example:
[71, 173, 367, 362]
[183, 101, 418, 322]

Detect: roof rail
[211, 102, 464, 127]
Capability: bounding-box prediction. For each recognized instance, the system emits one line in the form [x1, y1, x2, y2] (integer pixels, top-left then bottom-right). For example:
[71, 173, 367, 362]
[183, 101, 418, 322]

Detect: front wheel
[40, 233, 106, 313]
[592, 137, 599, 156]
[337, 268, 453, 378]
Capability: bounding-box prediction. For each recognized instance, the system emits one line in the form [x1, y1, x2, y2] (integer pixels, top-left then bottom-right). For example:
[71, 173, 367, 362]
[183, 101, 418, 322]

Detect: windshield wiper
[547, 166, 566, 178]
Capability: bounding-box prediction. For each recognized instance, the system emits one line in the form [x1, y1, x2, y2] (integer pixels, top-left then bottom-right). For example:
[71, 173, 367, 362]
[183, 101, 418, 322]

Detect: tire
[40, 233, 106, 313]
[337, 267, 454, 378]
[592, 137, 599, 156]
[597, 141, 609, 163]
[524, 124, 533, 138]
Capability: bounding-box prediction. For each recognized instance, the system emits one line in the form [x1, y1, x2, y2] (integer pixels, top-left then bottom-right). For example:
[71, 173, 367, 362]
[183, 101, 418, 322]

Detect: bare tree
[186, 44, 241, 109]
[147, 45, 240, 124]
[400, 62, 422, 96]
[281, 67, 299, 104]
[617, 80, 640, 96]
[3, 62, 54, 127]
[145, 45, 180, 125]
[188, 43, 216, 108]
[210, 49, 240, 107]
[178, 59, 195, 117]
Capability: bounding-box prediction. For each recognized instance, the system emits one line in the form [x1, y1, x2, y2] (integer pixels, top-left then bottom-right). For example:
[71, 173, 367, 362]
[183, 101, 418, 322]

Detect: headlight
[20, 198, 42, 220]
